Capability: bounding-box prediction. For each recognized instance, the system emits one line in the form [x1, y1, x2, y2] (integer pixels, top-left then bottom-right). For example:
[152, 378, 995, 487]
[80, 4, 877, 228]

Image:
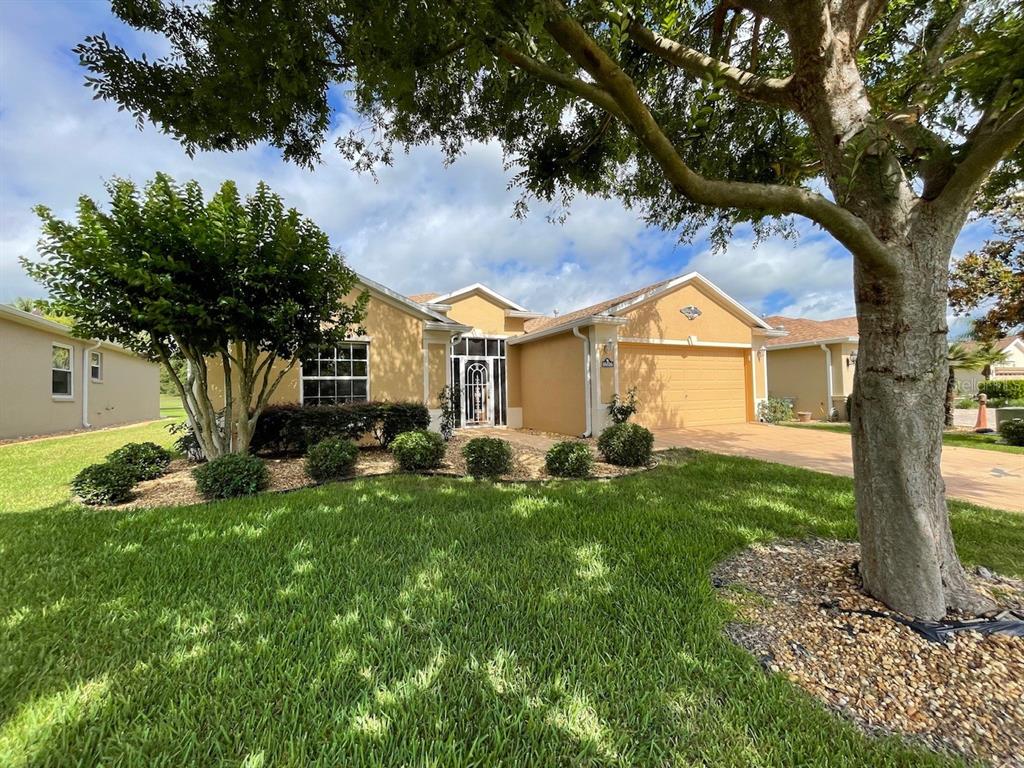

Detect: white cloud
[685, 232, 856, 319]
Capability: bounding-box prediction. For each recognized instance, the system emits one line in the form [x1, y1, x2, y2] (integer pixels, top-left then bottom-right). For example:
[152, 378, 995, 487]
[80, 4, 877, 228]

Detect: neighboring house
[953, 335, 1024, 395]
[0, 304, 160, 440]
[764, 315, 859, 420]
[217, 271, 780, 436]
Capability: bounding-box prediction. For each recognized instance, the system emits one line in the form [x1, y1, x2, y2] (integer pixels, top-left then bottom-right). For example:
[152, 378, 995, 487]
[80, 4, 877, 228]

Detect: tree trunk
[945, 369, 956, 428]
[851, 235, 994, 620]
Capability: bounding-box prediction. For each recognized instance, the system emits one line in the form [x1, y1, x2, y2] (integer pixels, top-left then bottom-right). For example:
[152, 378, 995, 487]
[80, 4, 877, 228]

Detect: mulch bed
[714, 539, 1024, 767]
[105, 432, 645, 510]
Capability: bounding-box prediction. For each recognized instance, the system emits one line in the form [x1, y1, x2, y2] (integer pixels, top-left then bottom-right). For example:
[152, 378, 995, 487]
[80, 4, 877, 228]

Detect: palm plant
[10, 297, 40, 313]
[946, 342, 1007, 427]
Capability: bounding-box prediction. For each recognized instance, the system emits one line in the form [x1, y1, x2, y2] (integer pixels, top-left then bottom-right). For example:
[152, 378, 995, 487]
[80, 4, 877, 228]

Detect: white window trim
[52, 342, 74, 400]
[89, 350, 104, 383]
[299, 341, 371, 406]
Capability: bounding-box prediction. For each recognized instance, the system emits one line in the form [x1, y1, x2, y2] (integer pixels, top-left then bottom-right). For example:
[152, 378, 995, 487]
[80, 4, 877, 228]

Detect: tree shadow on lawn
[2, 455, 1019, 767]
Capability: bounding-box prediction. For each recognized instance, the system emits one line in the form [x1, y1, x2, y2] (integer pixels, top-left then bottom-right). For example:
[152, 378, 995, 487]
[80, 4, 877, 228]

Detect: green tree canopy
[25, 173, 366, 458]
[77, 1, 1022, 243]
[949, 192, 1024, 341]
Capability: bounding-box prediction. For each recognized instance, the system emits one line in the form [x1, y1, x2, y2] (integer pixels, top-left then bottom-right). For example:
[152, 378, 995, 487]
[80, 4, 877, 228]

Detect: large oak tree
[77, 0, 1023, 618]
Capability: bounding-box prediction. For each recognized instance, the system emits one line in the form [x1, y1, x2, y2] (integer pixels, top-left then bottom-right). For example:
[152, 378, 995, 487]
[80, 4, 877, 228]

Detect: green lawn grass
[0, 421, 177, 514]
[780, 420, 1023, 454]
[159, 394, 187, 421]
[2, 441, 1021, 766]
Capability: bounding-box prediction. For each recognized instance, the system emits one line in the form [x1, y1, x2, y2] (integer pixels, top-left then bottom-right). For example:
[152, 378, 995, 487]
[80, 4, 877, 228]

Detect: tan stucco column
[589, 323, 623, 434]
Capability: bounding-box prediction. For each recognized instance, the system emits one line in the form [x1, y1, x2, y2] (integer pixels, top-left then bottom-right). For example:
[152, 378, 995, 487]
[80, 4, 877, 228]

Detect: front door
[462, 359, 491, 426]
[450, 336, 507, 428]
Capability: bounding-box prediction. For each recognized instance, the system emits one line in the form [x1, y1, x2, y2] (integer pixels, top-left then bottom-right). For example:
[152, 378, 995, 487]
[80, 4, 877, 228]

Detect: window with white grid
[301, 343, 369, 405]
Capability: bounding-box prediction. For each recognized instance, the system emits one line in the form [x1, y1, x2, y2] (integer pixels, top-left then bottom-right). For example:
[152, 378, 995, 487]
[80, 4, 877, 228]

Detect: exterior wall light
[848, 351, 858, 367]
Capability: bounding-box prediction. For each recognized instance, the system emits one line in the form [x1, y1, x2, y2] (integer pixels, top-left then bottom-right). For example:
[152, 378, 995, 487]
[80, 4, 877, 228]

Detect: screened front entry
[451, 337, 507, 427]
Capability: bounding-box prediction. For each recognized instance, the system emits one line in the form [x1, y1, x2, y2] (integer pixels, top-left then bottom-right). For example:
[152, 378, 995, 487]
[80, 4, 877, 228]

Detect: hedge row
[251, 401, 429, 454]
[978, 379, 1024, 401]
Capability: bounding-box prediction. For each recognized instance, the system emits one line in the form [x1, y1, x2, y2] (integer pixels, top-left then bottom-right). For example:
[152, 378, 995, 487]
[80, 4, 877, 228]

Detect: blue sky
[0, 1, 995, 330]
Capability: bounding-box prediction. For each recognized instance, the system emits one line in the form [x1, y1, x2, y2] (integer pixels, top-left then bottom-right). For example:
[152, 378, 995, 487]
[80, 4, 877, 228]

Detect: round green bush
[545, 441, 593, 478]
[305, 437, 359, 481]
[998, 417, 1024, 447]
[192, 453, 270, 499]
[462, 437, 512, 479]
[71, 461, 136, 505]
[597, 422, 654, 467]
[106, 441, 173, 481]
[390, 430, 445, 471]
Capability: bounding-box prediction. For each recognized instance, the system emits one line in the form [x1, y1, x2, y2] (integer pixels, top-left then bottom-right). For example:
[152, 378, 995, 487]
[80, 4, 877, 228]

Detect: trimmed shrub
[250, 402, 429, 454]
[845, 394, 854, 422]
[757, 397, 794, 424]
[999, 418, 1024, 447]
[305, 437, 359, 482]
[597, 422, 654, 467]
[462, 437, 512, 479]
[106, 441, 172, 481]
[545, 441, 593, 478]
[978, 379, 1024, 401]
[192, 453, 269, 500]
[71, 461, 136, 505]
[377, 403, 432, 447]
[390, 430, 445, 471]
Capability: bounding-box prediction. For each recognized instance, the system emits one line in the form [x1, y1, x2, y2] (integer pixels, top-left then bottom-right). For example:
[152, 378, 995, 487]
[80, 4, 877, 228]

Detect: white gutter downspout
[82, 340, 101, 428]
[820, 343, 834, 415]
[572, 327, 593, 437]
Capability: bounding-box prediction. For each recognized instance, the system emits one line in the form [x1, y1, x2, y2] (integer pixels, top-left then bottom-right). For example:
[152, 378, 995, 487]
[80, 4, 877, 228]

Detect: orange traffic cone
[975, 393, 994, 433]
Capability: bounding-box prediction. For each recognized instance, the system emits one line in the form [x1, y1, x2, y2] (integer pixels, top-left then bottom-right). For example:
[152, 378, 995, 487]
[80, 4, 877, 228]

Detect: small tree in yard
[77, 1, 1024, 618]
[25, 173, 366, 459]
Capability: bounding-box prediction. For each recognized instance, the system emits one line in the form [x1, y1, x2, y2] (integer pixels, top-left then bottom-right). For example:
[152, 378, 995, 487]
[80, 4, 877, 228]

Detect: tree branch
[839, 0, 890, 47]
[489, 40, 626, 121]
[729, 0, 781, 22]
[923, 3, 970, 75]
[625, 19, 795, 108]
[937, 103, 1024, 211]
[883, 112, 956, 198]
[538, 2, 898, 276]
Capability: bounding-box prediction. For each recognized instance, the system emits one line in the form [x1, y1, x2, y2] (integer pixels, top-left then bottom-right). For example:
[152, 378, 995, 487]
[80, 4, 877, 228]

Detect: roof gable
[523, 271, 771, 336]
[431, 283, 529, 312]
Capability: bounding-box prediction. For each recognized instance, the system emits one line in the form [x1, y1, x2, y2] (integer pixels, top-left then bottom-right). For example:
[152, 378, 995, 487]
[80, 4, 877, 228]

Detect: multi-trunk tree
[26, 173, 366, 459]
[77, 0, 1023, 619]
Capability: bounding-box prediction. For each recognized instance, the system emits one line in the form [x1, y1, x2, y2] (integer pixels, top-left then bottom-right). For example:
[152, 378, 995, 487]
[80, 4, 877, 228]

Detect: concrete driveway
[652, 423, 1024, 512]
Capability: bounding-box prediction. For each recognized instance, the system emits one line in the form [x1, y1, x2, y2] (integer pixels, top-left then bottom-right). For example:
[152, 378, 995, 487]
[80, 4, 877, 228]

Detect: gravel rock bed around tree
[101, 434, 643, 509]
[714, 539, 1024, 767]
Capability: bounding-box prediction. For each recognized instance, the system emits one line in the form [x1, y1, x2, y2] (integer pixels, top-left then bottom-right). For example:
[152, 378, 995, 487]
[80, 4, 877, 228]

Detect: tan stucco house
[225, 271, 781, 436]
[953, 335, 1024, 395]
[0, 304, 160, 440]
[764, 315, 859, 420]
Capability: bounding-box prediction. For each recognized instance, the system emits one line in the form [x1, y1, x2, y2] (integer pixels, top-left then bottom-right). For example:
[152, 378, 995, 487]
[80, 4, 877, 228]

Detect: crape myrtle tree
[77, 1, 1024, 618]
[25, 173, 366, 459]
